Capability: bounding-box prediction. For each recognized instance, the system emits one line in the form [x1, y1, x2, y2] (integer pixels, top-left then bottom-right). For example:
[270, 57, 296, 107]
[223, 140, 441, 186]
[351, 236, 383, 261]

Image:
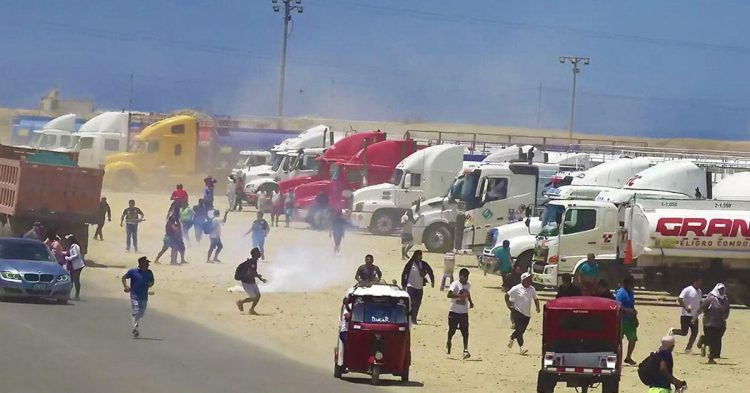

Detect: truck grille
[23, 274, 54, 283]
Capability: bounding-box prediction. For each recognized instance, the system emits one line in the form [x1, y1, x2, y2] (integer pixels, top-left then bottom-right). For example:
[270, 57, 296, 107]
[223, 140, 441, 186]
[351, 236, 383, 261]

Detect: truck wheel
[371, 365, 381, 385]
[602, 380, 619, 393]
[423, 223, 452, 253]
[371, 211, 397, 236]
[515, 250, 533, 272]
[334, 364, 343, 379]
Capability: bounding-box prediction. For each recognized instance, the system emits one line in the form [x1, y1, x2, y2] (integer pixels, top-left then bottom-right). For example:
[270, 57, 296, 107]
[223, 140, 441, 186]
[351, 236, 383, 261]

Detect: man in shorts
[235, 248, 267, 315]
[446, 268, 474, 359]
[121, 256, 155, 339]
[246, 212, 270, 260]
[615, 274, 638, 365]
[400, 210, 416, 260]
[207, 210, 226, 263]
[668, 277, 703, 353]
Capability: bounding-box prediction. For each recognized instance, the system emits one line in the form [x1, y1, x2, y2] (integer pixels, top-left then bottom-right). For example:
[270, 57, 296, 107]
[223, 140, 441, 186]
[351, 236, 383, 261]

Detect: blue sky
[1, 0, 750, 139]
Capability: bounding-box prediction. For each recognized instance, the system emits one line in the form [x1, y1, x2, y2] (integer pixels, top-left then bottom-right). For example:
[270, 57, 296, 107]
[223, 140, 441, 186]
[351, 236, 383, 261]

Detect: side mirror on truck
[403, 173, 412, 189]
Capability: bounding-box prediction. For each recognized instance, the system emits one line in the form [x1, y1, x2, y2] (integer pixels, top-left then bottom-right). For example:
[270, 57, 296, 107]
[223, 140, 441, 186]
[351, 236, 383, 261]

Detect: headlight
[0, 271, 21, 281]
[57, 274, 70, 282]
[374, 351, 384, 361]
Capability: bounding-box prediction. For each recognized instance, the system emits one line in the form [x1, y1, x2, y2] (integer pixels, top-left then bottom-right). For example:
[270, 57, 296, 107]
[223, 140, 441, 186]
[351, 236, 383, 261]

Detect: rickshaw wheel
[371, 365, 381, 385]
[400, 368, 409, 382]
[334, 364, 343, 379]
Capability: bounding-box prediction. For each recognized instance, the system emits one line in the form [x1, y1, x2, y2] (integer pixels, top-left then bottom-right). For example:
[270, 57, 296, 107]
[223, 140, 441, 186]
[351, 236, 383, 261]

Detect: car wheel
[424, 223, 452, 253]
[400, 367, 409, 382]
[334, 364, 343, 379]
[56, 298, 69, 305]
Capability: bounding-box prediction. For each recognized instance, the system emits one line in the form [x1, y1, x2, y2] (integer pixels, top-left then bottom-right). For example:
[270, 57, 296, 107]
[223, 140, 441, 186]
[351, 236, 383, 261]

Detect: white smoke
[225, 228, 360, 294]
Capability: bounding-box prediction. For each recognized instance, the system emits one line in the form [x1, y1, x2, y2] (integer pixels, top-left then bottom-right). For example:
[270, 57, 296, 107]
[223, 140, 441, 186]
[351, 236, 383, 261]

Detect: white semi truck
[349, 144, 467, 235]
[530, 197, 750, 305]
[72, 112, 130, 168]
[529, 161, 712, 286]
[240, 125, 342, 183]
[24, 113, 78, 150]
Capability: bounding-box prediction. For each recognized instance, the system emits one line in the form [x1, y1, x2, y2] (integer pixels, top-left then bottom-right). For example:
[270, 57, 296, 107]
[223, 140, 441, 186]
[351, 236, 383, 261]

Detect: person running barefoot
[234, 248, 267, 315]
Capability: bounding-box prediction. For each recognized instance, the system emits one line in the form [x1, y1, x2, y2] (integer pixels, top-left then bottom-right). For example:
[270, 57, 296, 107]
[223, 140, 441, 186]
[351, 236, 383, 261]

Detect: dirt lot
[80, 189, 749, 392]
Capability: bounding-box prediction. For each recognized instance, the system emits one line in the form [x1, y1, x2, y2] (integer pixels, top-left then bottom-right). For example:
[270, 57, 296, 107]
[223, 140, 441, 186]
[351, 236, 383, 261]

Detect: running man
[505, 272, 540, 355]
[122, 256, 155, 339]
[616, 275, 639, 365]
[246, 212, 270, 260]
[207, 210, 226, 263]
[120, 199, 145, 252]
[668, 277, 703, 353]
[446, 268, 474, 360]
[235, 248, 267, 315]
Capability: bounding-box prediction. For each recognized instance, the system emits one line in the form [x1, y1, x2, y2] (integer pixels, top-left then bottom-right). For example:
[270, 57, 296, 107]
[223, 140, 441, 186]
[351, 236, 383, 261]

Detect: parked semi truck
[349, 144, 469, 235]
[24, 113, 79, 150]
[530, 161, 712, 287]
[0, 145, 103, 253]
[530, 197, 750, 305]
[479, 157, 655, 270]
[293, 137, 421, 223]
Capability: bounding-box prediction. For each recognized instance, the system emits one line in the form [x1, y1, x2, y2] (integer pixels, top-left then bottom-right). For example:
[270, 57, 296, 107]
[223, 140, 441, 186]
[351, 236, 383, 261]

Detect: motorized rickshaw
[334, 282, 411, 384]
[536, 296, 622, 393]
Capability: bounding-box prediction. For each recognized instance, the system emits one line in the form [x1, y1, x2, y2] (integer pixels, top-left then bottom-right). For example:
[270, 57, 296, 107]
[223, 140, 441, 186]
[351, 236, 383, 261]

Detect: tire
[515, 250, 533, 272]
[56, 298, 69, 305]
[602, 380, 619, 393]
[371, 365, 381, 385]
[370, 211, 398, 236]
[401, 367, 409, 382]
[334, 364, 343, 379]
[423, 223, 453, 253]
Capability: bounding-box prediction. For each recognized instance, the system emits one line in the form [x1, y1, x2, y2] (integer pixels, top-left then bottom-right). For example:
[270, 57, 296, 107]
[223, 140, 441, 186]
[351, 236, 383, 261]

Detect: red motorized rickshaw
[334, 283, 411, 384]
[536, 296, 622, 393]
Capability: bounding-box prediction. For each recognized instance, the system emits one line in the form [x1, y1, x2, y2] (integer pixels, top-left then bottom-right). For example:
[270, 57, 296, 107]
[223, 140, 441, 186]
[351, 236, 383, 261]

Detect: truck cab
[350, 144, 466, 235]
[72, 112, 130, 168]
[104, 115, 201, 189]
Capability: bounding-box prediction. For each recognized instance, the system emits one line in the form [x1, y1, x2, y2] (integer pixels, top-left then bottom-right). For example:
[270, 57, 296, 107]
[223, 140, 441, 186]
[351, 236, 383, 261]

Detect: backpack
[637, 352, 660, 386]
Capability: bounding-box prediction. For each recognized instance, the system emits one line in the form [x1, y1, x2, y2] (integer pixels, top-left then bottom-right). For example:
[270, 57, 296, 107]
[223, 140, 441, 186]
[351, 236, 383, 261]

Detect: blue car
[0, 238, 72, 304]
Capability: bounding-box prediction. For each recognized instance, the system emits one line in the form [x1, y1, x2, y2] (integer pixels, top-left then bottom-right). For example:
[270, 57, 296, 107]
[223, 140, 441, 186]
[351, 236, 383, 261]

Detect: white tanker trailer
[531, 197, 750, 305]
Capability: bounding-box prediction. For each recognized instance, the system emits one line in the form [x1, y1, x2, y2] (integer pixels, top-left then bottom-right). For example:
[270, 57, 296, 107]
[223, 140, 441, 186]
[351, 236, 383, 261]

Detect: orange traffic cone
[624, 239, 633, 265]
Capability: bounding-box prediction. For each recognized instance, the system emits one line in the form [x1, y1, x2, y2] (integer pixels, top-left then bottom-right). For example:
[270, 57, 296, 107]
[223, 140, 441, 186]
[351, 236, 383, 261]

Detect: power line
[341, 1, 750, 56]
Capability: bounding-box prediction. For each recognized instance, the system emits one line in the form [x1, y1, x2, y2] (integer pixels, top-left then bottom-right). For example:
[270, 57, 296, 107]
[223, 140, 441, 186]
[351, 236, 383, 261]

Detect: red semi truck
[278, 131, 387, 196]
[0, 145, 103, 253]
[292, 137, 420, 228]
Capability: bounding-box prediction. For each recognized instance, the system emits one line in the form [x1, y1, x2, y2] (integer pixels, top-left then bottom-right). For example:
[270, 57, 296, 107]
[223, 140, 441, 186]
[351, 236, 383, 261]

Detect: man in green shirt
[493, 240, 513, 290]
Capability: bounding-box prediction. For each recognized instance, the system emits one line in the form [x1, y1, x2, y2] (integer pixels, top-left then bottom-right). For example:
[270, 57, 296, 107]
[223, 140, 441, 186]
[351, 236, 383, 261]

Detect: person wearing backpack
[638, 335, 687, 393]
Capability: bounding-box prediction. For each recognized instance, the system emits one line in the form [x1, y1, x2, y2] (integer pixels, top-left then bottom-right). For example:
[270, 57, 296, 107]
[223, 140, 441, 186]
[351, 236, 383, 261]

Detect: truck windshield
[457, 172, 481, 209]
[352, 302, 409, 324]
[39, 134, 58, 148]
[540, 205, 564, 236]
[391, 169, 404, 186]
[29, 132, 44, 147]
[330, 164, 341, 181]
[270, 155, 283, 171]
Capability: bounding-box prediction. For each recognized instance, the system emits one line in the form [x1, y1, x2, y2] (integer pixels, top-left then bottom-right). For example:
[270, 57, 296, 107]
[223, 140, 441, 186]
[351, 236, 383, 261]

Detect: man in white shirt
[668, 277, 703, 352]
[206, 210, 226, 263]
[446, 268, 474, 360]
[504, 272, 540, 355]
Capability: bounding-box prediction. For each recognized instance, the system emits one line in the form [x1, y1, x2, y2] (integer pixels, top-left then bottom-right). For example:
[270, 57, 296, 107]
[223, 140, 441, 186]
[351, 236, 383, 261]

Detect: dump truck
[0, 145, 104, 253]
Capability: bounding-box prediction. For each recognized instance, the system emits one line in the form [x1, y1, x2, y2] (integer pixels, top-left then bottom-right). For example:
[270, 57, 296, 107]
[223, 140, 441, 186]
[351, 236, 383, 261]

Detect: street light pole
[559, 56, 589, 148]
[272, 0, 303, 126]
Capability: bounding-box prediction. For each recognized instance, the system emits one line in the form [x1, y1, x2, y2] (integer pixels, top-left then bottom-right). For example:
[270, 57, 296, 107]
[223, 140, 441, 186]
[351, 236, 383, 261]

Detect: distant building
[39, 88, 94, 116]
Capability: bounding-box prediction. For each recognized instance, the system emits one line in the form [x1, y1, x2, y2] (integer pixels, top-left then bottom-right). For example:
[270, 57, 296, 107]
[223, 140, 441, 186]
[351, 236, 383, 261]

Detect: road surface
[0, 286, 380, 393]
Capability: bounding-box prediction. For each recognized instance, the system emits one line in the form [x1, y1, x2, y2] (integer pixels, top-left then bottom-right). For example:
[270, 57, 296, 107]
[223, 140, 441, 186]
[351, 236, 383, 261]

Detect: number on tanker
[715, 202, 732, 208]
[661, 202, 677, 207]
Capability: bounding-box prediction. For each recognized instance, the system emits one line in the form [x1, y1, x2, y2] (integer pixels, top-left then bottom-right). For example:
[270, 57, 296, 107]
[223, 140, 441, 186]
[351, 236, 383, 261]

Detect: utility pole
[559, 56, 589, 148]
[128, 73, 134, 112]
[536, 82, 542, 128]
[272, 0, 304, 127]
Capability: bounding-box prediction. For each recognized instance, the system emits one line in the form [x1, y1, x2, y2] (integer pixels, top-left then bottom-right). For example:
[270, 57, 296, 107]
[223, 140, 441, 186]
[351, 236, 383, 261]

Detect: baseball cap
[521, 272, 532, 281]
[138, 256, 151, 264]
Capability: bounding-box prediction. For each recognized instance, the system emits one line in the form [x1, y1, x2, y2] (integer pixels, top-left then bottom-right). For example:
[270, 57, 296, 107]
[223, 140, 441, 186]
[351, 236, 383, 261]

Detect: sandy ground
[81, 190, 749, 392]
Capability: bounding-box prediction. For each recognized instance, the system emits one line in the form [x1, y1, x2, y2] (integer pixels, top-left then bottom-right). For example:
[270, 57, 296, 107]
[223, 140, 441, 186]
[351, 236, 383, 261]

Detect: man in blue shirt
[492, 240, 513, 290]
[615, 274, 638, 365]
[246, 212, 270, 260]
[122, 256, 155, 339]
